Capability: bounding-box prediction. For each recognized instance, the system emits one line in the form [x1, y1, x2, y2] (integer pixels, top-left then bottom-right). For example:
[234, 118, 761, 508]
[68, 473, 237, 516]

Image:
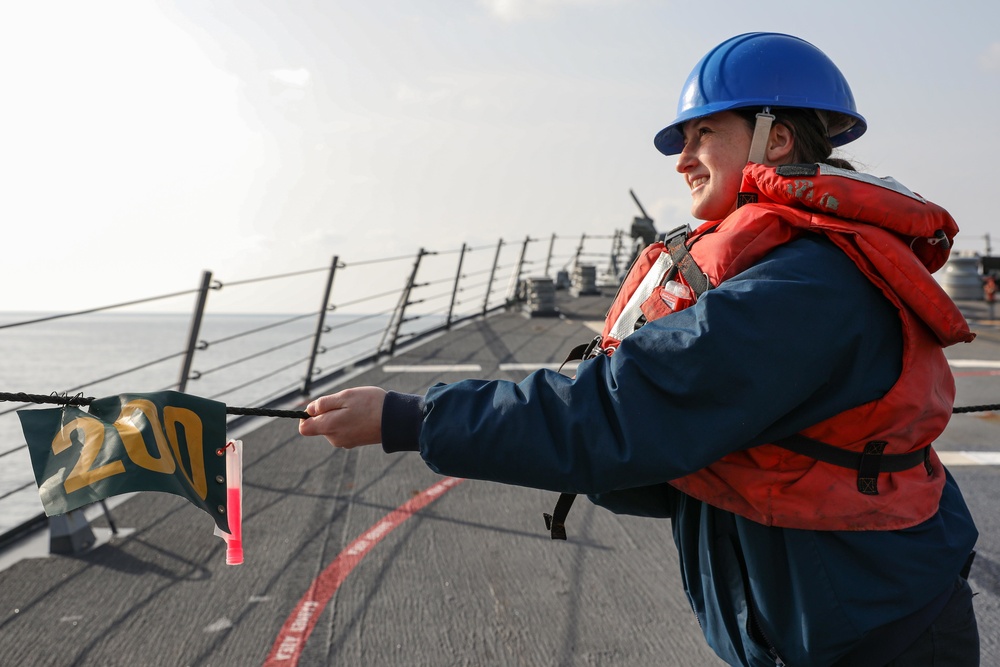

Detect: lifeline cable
[1, 391, 999, 419]
[0, 392, 309, 420]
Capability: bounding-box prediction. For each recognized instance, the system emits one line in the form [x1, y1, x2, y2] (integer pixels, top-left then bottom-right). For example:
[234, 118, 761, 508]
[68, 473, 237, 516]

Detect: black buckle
[583, 334, 602, 359]
[658, 223, 691, 246]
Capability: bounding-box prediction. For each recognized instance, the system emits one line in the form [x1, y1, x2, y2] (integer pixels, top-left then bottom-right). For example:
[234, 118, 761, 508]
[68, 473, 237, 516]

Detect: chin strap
[746, 108, 775, 165]
[738, 108, 776, 209]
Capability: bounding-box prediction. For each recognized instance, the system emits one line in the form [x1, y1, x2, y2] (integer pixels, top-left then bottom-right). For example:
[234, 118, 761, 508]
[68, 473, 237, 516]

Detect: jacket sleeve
[400, 237, 903, 496]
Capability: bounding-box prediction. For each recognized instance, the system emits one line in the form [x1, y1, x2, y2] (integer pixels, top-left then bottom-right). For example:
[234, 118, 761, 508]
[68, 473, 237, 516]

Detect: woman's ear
[765, 123, 796, 165]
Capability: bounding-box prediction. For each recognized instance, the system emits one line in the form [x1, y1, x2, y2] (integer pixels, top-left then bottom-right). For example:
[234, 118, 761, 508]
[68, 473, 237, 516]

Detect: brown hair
[736, 108, 856, 171]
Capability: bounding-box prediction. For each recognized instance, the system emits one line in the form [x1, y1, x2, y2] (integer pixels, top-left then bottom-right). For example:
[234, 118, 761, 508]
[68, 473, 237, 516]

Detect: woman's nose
[676, 146, 696, 173]
[675, 151, 694, 174]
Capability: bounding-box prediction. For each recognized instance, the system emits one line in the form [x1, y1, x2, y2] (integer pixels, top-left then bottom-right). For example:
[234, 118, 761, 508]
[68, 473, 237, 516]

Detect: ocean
[0, 310, 391, 535]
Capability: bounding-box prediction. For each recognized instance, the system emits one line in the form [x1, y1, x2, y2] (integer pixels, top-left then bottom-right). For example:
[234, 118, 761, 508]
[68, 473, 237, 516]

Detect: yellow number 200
[50, 401, 208, 499]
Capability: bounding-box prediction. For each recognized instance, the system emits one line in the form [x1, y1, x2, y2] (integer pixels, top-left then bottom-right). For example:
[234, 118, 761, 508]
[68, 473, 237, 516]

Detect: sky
[2, 0, 999, 314]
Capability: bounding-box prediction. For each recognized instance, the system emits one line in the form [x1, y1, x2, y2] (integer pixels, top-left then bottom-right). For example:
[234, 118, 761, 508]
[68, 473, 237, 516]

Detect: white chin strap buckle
[747, 108, 775, 165]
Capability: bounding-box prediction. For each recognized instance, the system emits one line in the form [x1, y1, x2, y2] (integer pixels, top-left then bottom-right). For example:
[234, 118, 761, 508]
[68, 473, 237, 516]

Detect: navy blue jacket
[381, 235, 978, 666]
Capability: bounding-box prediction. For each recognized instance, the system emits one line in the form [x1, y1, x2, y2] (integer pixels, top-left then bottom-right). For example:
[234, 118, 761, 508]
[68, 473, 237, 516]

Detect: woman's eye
[682, 125, 712, 148]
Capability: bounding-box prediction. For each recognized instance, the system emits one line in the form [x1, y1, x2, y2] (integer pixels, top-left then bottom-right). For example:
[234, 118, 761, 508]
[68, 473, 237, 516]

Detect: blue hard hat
[654, 32, 867, 156]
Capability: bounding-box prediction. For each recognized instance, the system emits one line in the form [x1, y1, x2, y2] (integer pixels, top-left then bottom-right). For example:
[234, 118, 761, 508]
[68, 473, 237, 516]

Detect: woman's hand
[299, 387, 387, 449]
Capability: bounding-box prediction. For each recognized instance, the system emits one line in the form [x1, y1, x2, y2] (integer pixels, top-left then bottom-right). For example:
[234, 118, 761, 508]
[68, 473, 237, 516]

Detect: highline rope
[1, 391, 998, 419]
[0, 391, 309, 420]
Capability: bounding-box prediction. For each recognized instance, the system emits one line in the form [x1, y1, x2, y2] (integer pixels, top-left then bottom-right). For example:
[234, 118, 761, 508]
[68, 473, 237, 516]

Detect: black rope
[953, 404, 1000, 414]
[225, 405, 310, 419]
[2, 390, 999, 423]
[0, 392, 309, 420]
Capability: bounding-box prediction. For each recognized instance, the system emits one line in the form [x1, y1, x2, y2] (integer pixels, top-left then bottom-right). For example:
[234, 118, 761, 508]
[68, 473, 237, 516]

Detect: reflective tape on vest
[608, 250, 673, 343]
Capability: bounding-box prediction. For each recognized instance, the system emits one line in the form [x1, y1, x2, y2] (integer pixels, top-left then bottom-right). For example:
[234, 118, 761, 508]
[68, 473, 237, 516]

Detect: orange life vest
[598, 163, 974, 531]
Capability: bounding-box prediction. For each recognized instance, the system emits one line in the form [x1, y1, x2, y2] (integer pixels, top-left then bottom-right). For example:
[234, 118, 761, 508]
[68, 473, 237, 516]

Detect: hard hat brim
[653, 104, 867, 156]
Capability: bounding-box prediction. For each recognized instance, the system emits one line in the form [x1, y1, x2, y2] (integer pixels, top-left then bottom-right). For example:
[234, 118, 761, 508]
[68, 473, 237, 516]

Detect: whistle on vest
[639, 280, 695, 322]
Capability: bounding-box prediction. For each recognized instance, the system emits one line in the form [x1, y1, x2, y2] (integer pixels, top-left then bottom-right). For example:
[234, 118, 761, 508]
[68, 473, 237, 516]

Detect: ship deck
[1, 290, 999, 666]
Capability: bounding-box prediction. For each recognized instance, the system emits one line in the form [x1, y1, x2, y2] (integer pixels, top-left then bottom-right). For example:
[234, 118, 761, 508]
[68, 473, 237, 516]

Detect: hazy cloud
[395, 83, 453, 105]
[480, 0, 627, 22]
[268, 68, 312, 87]
[980, 42, 1000, 71]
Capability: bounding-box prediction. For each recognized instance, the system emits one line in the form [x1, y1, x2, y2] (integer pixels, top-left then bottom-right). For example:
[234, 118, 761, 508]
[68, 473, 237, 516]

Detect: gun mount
[629, 189, 657, 246]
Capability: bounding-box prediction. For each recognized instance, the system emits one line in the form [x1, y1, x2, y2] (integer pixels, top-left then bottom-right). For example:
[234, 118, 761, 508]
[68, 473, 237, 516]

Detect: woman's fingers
[299, 387, 387, 448]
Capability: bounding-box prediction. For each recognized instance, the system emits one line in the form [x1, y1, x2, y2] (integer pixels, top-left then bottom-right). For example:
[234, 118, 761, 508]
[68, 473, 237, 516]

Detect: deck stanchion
[446, 243, 466, 329]
[482, 238, 504, 315]
[303, 256, 340, 396]
[574, 233, 587, 271]
[609, 229, 624, 278]
[178, 270, 214, 394]
[382, 248, 426, 356]
[507, 235, 532, 305]
[544, 233, 557, 277]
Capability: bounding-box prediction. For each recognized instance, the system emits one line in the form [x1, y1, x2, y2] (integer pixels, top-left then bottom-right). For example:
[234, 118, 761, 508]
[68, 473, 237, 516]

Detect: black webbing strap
[543, 437, 932, 538]
[554, 336, 605, 379]
[774, 434, 932, 496]
[542, 339, 612, 540]
[543, 492, 577, 540]
[666, 235, 712, 297]
[560, 339, 593, 366]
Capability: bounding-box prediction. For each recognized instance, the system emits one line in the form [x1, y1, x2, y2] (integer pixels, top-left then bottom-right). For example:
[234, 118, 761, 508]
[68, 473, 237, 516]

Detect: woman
[300, 33, 980, 666]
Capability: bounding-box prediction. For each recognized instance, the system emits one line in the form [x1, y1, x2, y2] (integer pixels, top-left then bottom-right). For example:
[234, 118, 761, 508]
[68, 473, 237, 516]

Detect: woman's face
[675, 111, 753, 221]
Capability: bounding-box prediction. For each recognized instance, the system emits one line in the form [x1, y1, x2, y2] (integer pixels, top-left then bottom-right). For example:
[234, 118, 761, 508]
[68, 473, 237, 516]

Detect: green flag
[18, 391, 230, 533]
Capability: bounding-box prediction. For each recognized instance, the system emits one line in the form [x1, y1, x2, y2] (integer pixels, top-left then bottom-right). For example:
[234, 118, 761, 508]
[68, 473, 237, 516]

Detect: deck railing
[0, 231, 628, 553]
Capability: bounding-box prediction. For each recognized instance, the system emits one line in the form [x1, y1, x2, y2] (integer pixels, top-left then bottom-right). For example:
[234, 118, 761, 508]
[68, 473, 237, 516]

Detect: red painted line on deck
[263, 476, 464, 666]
